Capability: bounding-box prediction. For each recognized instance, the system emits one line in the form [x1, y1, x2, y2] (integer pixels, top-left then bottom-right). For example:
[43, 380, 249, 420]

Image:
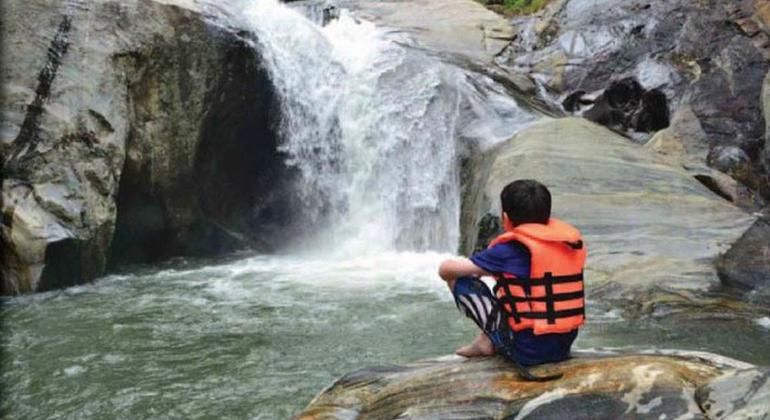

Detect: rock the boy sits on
[438, 179, 586, 366]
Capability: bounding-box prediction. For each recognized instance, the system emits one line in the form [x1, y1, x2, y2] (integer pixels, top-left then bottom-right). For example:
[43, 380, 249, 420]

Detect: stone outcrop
[696, 364, 770, 419]
[0, 0, 296, 294]
[460, 118, 757, 317]
[346, 0, 515, 65]
[298, 350, 769, 419]
[500, 0, 770, 204]
[716, 219, 770, 306]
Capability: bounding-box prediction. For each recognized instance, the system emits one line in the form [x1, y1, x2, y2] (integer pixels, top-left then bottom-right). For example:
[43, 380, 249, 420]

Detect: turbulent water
[208, 0, 534, 252]
[3, 254, 770, 418]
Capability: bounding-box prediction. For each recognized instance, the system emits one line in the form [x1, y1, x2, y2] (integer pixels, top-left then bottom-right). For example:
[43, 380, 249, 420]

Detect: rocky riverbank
[298, 349, 770, 419]
[497, 0, 770, 207]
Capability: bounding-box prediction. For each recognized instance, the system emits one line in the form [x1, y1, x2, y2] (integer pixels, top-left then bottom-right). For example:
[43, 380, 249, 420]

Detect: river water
[2, 0, 770, 418]
[3, 253, 769, 418]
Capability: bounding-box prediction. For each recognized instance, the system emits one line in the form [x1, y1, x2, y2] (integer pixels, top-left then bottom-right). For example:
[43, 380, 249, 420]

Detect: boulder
[342, 0, 556, 111]
[346, 0, 515, 65]
[460, 118, 757, 317]
[501, 0, 770, 203]
[716, 220, 770, 305]
[0, 0, 295, 294]
[298, 350, 766, 419]
[696, 365, 770, 419]
[645, 106, 766, 211]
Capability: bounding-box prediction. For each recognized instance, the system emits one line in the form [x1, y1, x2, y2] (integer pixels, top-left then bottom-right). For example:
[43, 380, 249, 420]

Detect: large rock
[345, 0, 515, 65]
[0, 0, 295, 294]
[298, 350, 767, 419]
[716, 219, 770, 305]
[460, 118, 757, 317]
[696, 365, 770, 419]
[501, 0, 770, 202]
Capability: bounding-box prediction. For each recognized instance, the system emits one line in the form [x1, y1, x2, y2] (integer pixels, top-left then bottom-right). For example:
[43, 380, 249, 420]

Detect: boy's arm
[438, 257, 491, 283]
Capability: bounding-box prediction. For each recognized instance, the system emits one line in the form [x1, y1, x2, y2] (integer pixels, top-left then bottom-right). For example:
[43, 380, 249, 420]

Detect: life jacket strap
[519, 307, 585, 319]
[498, 272, 583, 287]
[497, 290, 585, 303]
[492, 281, 521, 323]
[495, 272, 585, 324]
[544, 272, 555, 324]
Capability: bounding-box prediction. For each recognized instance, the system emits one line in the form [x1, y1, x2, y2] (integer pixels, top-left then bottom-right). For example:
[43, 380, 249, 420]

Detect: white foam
[755, 316, 770, 329]
[63, 365, 86, 376]
[103, 354, 127, 364]
[200, 0, 534, 254]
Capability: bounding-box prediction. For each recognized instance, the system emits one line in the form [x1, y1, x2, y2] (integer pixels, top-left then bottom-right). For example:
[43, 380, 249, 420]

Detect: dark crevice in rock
[87, 109, 115, 133]
[108, 31, 296, 268]
[38, 238, 83, 292]
[3, 14, 73, 174]
[194, 39, 300, 254]
[694, 174, 734, 202]
[576, 78, 671, 135]
[37, 221, 111, 292]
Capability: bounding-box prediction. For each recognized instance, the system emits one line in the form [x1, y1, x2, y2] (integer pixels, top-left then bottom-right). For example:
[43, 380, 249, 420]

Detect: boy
[438, 179, 586, 366]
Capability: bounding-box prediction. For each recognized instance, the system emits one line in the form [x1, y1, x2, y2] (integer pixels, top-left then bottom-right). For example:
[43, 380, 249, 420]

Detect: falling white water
[205, 0, 535, 254]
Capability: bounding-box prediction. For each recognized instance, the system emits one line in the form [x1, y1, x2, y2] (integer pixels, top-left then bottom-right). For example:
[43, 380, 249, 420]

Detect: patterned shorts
[452, 276, 518, 361]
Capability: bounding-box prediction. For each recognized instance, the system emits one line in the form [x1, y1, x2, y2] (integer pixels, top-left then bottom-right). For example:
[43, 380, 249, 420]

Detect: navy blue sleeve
[470, 242, 530, 278]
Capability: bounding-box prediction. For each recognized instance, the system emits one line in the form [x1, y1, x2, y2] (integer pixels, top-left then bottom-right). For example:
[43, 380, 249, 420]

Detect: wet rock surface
[500, 0, 770, 202]
[461, 118, 758, 317]
[716, 219, 770, 305]
[0, 0, 295, 294]
[344, 0, 515, 65]
[298, 350, 764, 419]
[696, 365, 770, 419]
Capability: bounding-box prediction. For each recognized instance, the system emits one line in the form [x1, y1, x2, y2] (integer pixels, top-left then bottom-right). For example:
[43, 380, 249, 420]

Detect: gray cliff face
[501, 0, 770, 204]
[0, 0, 296, 294]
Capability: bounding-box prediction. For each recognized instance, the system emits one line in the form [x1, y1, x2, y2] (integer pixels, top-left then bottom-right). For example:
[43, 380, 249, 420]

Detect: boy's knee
[452, 276, 486, 296]
[445, 278, 456, 293]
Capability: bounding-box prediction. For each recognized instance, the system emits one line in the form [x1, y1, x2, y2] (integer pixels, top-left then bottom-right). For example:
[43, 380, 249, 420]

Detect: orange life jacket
[490, 218, 587, 335]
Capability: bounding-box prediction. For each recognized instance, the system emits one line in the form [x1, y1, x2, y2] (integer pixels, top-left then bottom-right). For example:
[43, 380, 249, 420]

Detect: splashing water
[212, 0, 534, 253]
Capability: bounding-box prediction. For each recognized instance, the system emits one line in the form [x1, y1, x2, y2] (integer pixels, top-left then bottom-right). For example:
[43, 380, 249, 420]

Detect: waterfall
[204, 0, 535, 254]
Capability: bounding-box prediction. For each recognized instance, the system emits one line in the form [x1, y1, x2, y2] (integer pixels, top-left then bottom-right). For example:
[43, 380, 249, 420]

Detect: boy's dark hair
[500, 179, 551, 226]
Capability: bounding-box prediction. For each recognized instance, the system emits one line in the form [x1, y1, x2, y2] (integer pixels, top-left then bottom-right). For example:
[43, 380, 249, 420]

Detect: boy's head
[500, 179, 551, 227]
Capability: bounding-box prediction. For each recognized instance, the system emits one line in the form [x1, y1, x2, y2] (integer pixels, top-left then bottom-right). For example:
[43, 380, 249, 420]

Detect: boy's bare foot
[455, 332, 495, 357]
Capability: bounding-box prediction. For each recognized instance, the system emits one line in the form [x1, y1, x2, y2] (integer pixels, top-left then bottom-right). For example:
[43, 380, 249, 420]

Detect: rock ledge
[298, 350, 769, 419]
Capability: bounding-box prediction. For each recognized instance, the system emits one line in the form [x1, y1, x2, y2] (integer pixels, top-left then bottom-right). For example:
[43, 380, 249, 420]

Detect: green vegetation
[503, 0, 551, 14]
[476, 0, 552, 16]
